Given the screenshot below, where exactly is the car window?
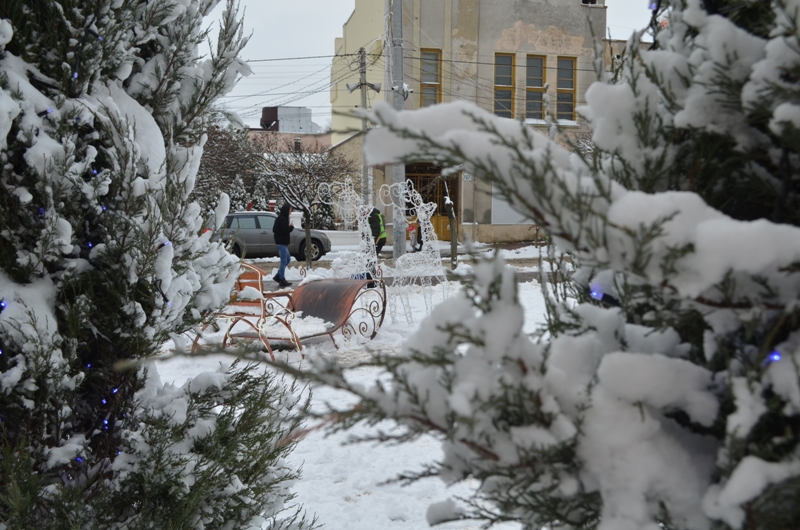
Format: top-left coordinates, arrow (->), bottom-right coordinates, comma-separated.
229,216 -> 257,229
257,215 -> 275,230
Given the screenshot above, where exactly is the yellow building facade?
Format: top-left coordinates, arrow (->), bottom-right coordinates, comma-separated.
330,0 -> 608,243
330,0 -> 386,147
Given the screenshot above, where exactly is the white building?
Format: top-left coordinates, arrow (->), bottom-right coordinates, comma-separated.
260,106 -> 321,134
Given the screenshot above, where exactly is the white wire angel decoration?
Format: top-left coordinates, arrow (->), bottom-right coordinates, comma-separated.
318,178 -> 359,231
329,204 -> 381,280
320,179 -> 381,280
379,180 -> 447,323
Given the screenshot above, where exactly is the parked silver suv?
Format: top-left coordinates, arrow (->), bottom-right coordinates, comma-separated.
218,211 -> 331,261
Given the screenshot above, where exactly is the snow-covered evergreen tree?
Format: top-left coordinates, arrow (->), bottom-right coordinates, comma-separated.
227,174 -> 250,212
251,176 -> 277,212
290,1 -> 800,529
0,1 -> 311,527
307,201 -> 336,232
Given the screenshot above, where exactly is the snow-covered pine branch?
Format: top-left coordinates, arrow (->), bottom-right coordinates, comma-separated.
290,1 -> 800,529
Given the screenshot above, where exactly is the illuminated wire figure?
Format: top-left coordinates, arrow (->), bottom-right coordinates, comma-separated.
379,180 -> 447,323
329,205 -> 381,281
319,179 -> 381,280
319,178 -> 359,230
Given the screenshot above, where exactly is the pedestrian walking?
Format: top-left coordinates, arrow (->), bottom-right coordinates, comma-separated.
272,203 -> 294,287
369,208 -> 387,256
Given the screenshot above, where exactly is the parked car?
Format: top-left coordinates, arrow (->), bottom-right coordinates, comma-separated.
217,211 -> 331,261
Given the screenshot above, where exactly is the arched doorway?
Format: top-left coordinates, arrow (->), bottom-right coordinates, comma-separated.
405,163 -> 459,240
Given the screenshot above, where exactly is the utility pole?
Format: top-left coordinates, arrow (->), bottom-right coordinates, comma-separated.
390,0 -> 406,260
359,48 -> 369,204
346,49 -> 381,204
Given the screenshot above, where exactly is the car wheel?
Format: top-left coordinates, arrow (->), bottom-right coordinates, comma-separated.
298,239 -> 323,261
232,244 -> 242,258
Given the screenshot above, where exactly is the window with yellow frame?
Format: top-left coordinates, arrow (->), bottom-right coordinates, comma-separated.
494,54 -> 514,118
420,49 -> 441,108
556,57 -> 576,121
526,55 -> 546,120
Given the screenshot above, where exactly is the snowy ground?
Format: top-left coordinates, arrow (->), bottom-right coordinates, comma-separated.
157,244 -> 548,529
247,240 -> 556,278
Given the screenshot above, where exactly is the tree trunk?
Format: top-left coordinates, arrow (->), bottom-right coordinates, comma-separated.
304,209 -> 312,270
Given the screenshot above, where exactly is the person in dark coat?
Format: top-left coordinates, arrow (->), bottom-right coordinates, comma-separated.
369,208 -> 387,255
410,218 -> 423,252
272,203 -> 294,286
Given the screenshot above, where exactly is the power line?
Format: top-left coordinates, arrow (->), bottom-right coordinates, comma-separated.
243,57 -> 358,110
225,103 -> 363,109
401,67 -> 589,114
227,47 -> 600,101
225,43 -> 600,122
235,59 -> 358,116
236,47 -> 608,72
245,53 -> 356,63
403,53 -> 606,74
223,62 -> 333,103
220,91 -> 329,98
262,59 -> 360,110
239,50 -> 609,75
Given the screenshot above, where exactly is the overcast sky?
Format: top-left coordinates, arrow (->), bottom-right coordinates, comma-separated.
208,1 -> 653,129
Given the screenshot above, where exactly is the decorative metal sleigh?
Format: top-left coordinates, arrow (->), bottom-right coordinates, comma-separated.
193,263 -> 386,360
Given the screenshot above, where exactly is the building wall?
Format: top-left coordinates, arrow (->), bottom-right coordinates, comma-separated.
330,0 -> 386,145
260,106 -> 320,133
421,0 -> 606,243
277,107 -> 321,134
603,38 -> 651,70
403,1 -> 606,124
247,130 -> 331,152
329,132 -> 388,208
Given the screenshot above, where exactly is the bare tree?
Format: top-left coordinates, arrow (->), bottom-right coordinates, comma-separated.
191,122 -> 258,214
252,134 -> 358,269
